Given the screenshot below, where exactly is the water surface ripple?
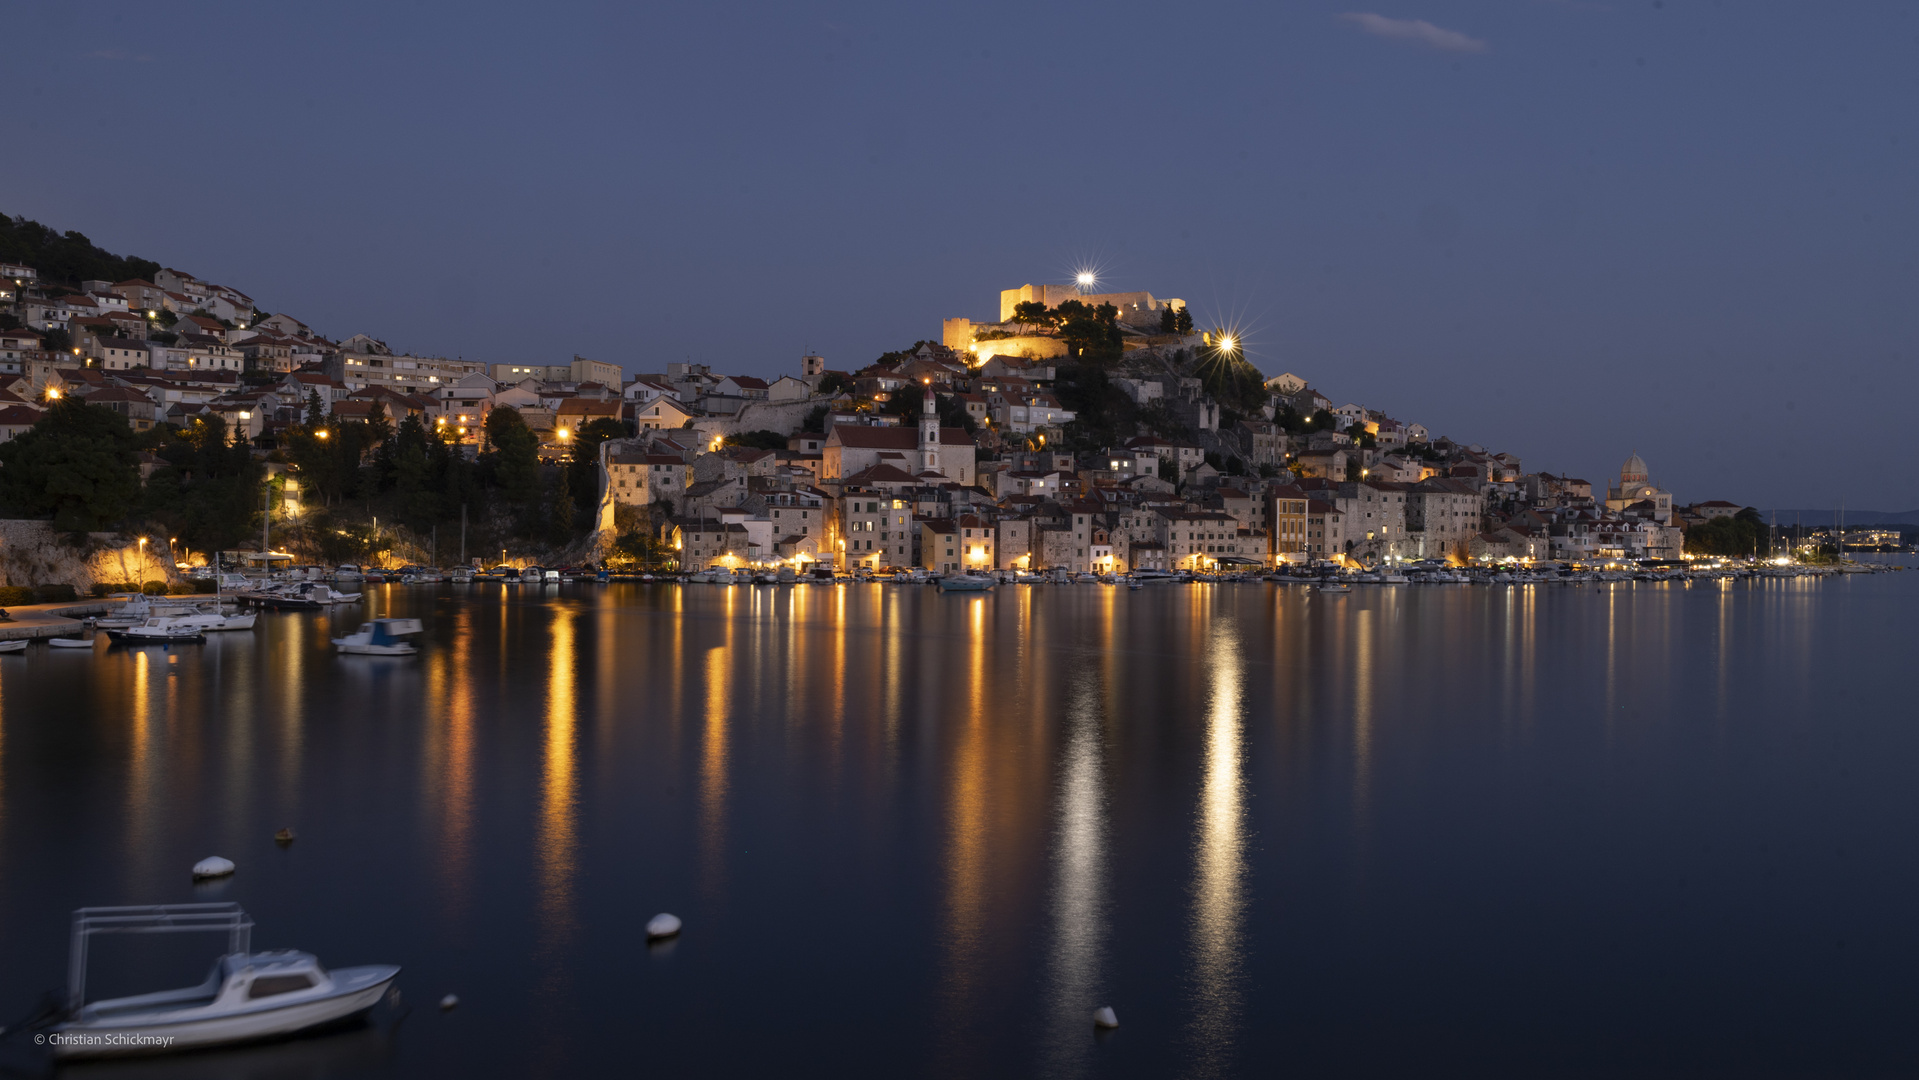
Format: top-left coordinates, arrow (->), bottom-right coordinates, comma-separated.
0,576 -> 1914,1078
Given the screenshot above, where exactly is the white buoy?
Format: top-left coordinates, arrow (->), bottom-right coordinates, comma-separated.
192,856 -> 235,878
646,913 -> 682,939
1093,1006 -> 1119,1029
439,994 -> 459,1010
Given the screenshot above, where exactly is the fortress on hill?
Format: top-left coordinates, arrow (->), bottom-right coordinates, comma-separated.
942,282 -> 1186,360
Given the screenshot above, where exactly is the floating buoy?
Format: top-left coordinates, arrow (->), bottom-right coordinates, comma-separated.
1093,1006 -> 1119,1029
274,828 -> 295,844
646,913 -> 682,939
439,994 -> 459,1010
192,856 -> 235,878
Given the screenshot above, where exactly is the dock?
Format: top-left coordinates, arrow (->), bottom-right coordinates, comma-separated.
0,601 -> 119,640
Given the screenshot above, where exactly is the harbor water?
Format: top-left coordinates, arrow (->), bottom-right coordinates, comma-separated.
1,574 -> 1915,1077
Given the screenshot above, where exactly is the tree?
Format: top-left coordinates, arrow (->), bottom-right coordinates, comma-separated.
565,417 -> 627,518
1685,511 -> 1769,557
483,406 -> 541,505
817,371 -> 851,396
724,429 -> 790,451
0,399 -> 142,530
801,405 -> 830,434
142,414 -> 266,551
1174,306 -> 1194,334
1011,301 -> 1054,326
874,340 -> 942,367
1159,306 -> 1177,333
0,213 -> 161,287
304,390 -> 325,428
1055,300 -> 1123,362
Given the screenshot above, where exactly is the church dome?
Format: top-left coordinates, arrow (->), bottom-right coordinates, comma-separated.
1620,452 -> 1648,484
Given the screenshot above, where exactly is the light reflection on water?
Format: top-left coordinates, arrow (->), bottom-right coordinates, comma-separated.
0,576 -> 1913,1077
1186,617 -> 1246,1077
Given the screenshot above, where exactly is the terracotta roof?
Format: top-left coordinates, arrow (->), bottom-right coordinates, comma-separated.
830,426 -> 973,449
842,463 -> 918,485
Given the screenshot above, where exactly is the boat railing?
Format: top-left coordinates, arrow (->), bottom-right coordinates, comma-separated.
69,903 -> 254,1013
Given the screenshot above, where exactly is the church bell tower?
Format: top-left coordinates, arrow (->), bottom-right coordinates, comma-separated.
920,383 -> 940,477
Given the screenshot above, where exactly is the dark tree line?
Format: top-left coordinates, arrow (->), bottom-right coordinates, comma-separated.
0,399 -> 631,566
0,213 -> 161,288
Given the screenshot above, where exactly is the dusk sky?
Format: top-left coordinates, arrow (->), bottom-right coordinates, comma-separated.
7,1 -> 1915,510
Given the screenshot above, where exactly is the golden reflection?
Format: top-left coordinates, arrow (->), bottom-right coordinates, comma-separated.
699,642 -> 730,898
1044,671 -> 1108,1077
440,611 -> 477,920
1353,606 -> 1374,821
124,650 -> 159,870
536,608 -> 579,971
1188,619 -> 1246,1072
936,588 -> 992,1068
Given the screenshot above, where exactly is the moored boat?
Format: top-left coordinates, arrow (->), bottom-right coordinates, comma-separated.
45,903 -> 399,1060
936,574 -> 994,592
105,621 -> 206,644
332,618 -> 424,656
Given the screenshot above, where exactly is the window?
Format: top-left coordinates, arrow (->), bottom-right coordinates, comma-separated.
249,974 -> 315,999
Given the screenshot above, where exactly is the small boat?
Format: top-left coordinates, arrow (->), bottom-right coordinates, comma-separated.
47,903 -> 399,1060
48,637 -> 94,649
151,606 -> 257,633
330,564 -> 365,582
0,639 -> 26,653
449,567 -> 475,584
936,574 -> 994,592
332,618 -> 424,656
106,621 -> 206,644
1315,581 -> 1352,593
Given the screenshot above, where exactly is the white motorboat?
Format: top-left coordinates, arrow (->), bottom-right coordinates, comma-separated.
332,618 -> 423,656
105,621 -> 206,644
1315,581 -> 1352,593
936,574 -> 994,592
1130,570 -> 1180,585
0,639 -> 25,654
46,904 -> 398,1060
48,637 -> 95,649
152,605 -> 257,633
330,564 -> 365,582
449,567 -> 475,583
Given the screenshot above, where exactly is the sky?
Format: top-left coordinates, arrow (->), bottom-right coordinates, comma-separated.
6,1 -> 1916,510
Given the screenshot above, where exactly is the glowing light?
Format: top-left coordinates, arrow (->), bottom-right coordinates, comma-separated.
556,427 -> 570,439
1219,335 -> 1237,353
316,429 -> 329,440
1075,271 -> 1096,290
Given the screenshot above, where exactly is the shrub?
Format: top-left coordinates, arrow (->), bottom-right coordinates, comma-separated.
91,582 -> 143,597
142,581 -> 170,596
0,587 -> 33,606
33,584 -> 77,603
192,579 -> 217,594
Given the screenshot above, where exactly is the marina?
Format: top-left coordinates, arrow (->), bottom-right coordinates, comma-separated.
1,571 -> 1915,1075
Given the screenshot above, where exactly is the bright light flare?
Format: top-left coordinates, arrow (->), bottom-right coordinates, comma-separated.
1075,271 -> 1097,289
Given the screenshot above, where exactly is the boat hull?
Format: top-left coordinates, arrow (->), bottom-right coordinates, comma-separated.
105,630 -> 205,644
52,970 -> 397,1059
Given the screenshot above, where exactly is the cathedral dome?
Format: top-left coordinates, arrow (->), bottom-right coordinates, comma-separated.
1620,452 -> 1648,484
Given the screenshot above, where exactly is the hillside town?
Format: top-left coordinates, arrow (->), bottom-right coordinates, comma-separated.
0,254 -> 1772,574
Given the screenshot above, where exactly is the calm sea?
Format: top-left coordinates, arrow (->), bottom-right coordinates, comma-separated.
1,574 -> 1915,1078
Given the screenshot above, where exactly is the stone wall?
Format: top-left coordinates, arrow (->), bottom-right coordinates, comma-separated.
0,520 -> 174,590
